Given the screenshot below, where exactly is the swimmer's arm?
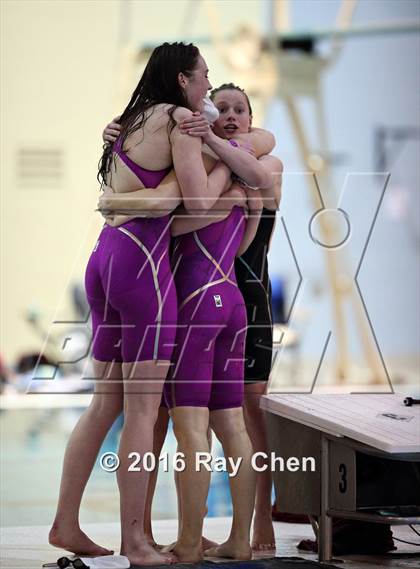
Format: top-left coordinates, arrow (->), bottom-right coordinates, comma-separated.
236,155 -> 281,256
104,212 -> 138,226
234,128 -> 276,157
99,152 -> 221,226
171,109 -> 230,212
258,155 -> 283,210
100,197 -> 175,227
203,130 -> 272,190
180,117 -> 275,158
170,186 -> 247,237
98,171 -> 182,219
258,155 -> 283,252
236,189 -> 263,256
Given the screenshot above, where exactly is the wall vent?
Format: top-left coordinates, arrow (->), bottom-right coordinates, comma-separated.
17,147 -> 64,188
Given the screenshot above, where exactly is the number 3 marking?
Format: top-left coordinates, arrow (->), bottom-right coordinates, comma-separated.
339,463 -> 347,493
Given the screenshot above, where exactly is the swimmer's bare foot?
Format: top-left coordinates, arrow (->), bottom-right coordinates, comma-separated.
152,542 -> 166,550
144,533 -> 165,550
172,541 -> 203,564
204,539 -> 252,560
163,537 -> 217,554
49,525 -> 113,556
121,542 -> 177,566
251,515 -> 276,552
160,541 -> 177,554
202,536 -> 218,551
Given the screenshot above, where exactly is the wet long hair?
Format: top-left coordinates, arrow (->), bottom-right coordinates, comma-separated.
210,82 -> 253,116
98,42 -> 200,186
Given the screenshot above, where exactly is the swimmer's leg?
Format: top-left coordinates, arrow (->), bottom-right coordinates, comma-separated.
118,359 -> 176,566
175,425 -> 218,551
244,381 -> 276,552
160,424 -> 218,555
104,224 -> 178,565
49,277 -> 125,557
49,355 -> 123,556
207,406 -> 255,561
170,405 -> 211,563
164,320 -> 216,563
206,309 -> 255,560
143,405 -> 170,548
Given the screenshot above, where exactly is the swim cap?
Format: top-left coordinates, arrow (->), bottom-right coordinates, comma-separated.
202,96 -> 219,123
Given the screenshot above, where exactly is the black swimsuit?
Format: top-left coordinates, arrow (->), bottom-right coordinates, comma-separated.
235,207 -> 276,382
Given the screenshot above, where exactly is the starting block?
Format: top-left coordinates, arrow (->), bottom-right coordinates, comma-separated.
261,393 -> 420,562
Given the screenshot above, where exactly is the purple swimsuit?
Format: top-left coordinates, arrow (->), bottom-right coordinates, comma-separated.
165,206 -> 248,410
85,139 -> 177,363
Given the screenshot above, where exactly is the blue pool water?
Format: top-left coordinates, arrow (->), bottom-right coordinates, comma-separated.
1,407 -> 233,527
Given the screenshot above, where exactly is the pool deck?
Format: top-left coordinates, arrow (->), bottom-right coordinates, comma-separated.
1,518 -> 419,569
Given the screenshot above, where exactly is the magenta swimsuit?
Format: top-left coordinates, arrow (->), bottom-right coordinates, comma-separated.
165,206 -> 247,410
85,139 -> 177,363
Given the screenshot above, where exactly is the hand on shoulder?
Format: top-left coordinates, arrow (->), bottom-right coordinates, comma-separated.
172,106 -> 195,124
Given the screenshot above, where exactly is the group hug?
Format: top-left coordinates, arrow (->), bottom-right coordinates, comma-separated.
49,42 -> 283,567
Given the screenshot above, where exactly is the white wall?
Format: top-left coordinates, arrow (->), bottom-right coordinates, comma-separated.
1,0 -> 419,376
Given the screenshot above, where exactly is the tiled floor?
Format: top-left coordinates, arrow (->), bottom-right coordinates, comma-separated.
1,518 -> 419,569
